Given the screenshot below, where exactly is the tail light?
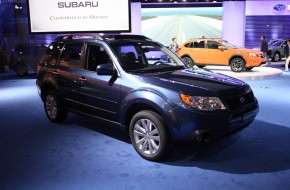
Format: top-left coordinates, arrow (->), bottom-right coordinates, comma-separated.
36,66 -> 41,74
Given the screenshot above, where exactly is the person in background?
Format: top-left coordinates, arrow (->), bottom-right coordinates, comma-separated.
260,36 -> 271,65
284,40 -> 290,72
169,37 -> 179,54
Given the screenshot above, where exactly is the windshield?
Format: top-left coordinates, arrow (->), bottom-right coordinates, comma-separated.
108,40 -> 185,73
219,40 -> 240,49
269,40 -> 284,46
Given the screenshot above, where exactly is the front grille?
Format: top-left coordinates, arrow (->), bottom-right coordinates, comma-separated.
224,90 -> 255,111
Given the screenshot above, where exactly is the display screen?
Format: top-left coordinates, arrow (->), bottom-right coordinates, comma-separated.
141,3 -> 223,46
27,0 -> 131,33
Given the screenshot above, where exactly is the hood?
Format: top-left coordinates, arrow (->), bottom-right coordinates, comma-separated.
238,48 -> 263,54
138,68 -> 249,96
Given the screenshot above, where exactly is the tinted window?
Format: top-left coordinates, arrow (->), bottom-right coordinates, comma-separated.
86,45 -> 112,71
184,42 -> 193,48
40,42 -> 63,66
270,40 -> 284,47
60,44 -> 83,68
207,41 -> 221,49
193,41 -> 205,48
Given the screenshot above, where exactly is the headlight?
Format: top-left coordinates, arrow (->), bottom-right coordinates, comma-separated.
180,94 -> 226,111
249,53 -> 258,58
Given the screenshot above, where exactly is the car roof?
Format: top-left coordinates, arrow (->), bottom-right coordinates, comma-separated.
54,34 -> 151,42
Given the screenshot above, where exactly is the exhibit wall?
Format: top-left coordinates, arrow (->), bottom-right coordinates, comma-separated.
222,1 -> 246,47
245,0 -> 290,48
1,1 -> 290,51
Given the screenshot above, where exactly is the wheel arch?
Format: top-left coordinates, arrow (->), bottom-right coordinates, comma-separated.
228,55 -> 246,66
119,90 -> 176,138
180,54 -> 194,60
39,77 -> 60,101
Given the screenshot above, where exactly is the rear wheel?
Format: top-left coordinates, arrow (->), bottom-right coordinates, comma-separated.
44,90 -> 68,123
182,56 -> 195,68
15,62 -> 28,76
272,52 -> 280,62
230,57 -> 245,72
129,110 -> 170,161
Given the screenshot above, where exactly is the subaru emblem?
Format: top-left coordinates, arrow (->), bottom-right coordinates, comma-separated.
273,4 -> 286,12
240,97 -> 245,103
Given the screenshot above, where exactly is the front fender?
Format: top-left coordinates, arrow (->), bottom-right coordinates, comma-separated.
38,74 -> 60,100
119,89 -> 179,138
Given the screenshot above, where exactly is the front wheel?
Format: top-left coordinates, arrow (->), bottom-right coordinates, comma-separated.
129,110 -> 170,161
182,56 -> 195,68
230,58 -> 245,72
44,90 -> 68,123
272,52 -> 280,62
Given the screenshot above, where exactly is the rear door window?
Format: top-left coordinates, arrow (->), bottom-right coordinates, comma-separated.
193,41 -> 205,48
60,44 -> 83,69
40,42 -> 64,66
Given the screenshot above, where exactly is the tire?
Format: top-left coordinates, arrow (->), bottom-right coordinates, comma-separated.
197,65 -> 205,68
129,110 -> 170,161
16,62 -> 28,76
245,67 -> 253,71
272,52 -> 280,62
44,90 -> 68,123
182,56 -> 195,68
230,57 -> 245,72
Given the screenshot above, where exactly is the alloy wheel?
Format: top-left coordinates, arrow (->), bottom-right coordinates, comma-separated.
133,118 -> 160,155
45,95 -> 58,120
182,57 -> 194,67
274,53 -> 280,62
231,58 -> 245,72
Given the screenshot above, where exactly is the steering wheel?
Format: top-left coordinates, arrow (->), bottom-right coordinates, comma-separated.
152,61 -> 163,65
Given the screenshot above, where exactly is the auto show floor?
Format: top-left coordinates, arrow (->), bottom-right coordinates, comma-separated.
0,63 -> 290,190
206,62 -> 284,81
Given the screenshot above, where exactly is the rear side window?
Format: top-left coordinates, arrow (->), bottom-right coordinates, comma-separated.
184,42 -> 193,48
193,41 -> 205,48
40,42 -> 63,66
60,44 -> 83,69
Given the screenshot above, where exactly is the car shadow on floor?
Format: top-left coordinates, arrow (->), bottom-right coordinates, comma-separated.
66,113 -> 290,174
165,119 -> 290,174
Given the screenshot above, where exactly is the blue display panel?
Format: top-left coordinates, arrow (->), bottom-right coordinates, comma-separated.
245,15 -> 290,49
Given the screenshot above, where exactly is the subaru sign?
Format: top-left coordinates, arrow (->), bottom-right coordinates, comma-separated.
273,4 -> 286,12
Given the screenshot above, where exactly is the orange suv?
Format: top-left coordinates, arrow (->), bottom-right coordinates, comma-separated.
177,39 -> 266,72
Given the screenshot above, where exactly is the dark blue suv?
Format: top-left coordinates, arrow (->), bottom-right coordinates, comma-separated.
36,34 -> 259,161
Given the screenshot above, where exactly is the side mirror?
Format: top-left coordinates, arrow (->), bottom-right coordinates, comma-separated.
96,63 -> 114,75
218,46 -> 227,50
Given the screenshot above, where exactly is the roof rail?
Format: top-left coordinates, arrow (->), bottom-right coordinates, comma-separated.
54,34 -> 152,41
192,37 -> 221,40
55,34 -> 103,40
102,34 -> 151,41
